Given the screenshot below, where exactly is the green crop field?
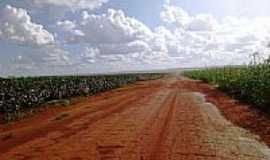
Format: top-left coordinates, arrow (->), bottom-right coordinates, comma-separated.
184,62 -> 270,114
0,73 -> 164,122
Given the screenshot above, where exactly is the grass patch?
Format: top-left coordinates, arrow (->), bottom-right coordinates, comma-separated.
184,64 -> 270,114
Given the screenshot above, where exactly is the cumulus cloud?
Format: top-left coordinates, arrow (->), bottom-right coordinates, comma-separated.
188,14 -> 218,31
0,5 -> 54,45
56,20 -> 84,43
96,40 -> 151,55
1,1 -> 270,76
159,4 -> 270,67
65,5 -> 270,69
0,5 -> 72,76
80,47 -> 100,63
161,4 -> 218,31
57,9 -> 153,44
28,0 -> 108,10
54,8 -> 165,68
38,46 -> 71,66
1,0 -> 110,25
160,5 -> 190,27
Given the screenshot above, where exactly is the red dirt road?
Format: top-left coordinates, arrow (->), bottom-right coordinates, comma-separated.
1,75 -> 270,160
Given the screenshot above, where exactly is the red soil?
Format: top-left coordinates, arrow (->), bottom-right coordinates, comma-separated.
178,78 -> 270,147
0,76 -> 270,160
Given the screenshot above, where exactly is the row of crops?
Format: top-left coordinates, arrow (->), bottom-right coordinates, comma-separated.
184,64 -> 270,114
0,73 -> 164,121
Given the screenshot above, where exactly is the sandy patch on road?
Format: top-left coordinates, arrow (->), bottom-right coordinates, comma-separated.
190,92 -> 270,159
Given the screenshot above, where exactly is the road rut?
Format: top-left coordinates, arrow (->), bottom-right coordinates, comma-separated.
0,76 -> 270,160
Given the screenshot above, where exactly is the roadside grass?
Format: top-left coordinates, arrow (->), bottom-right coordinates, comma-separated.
184,62 -> 270,114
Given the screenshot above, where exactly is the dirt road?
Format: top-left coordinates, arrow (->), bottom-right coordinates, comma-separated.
1,75 -> 270,160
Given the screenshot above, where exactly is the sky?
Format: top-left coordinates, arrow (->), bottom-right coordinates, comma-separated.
0,0 -> 270,76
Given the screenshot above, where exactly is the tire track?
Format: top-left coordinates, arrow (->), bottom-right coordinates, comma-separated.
149,91 -> 177,160
0,80 -> 174,160
0,83 -> 161,155
134,87 -> 177,160
1,76 -> 270,160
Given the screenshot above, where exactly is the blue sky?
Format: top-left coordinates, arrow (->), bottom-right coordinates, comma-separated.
102,0 -> 270,27
175,0 -> 270,18
103,0 -> 164,28
0,0 -> 270,76
1,0 -> 270,26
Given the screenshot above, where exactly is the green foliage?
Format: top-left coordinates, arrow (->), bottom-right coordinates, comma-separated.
0,73 -> 164,121
184,64 -> 270,113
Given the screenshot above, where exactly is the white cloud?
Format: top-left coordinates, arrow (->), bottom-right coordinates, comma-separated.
159,4 -> 270,67
160,5 -> 190,27
56,20 -> 84,43
53,8 -> 172,70
161,5 -> 218,31
80,47 -> 100,63
55,8 -> 163,67
97,40 -> 151,55
57,9 -> 153,44
28,0 -> 108,10
0,5 -> 54,46
188,14 -> 218,31
1,0 -> 110,25
41,11 -> 270,70
164,0 -> 171,5
39,46 -> 71,66
0,5 -> 71,76
2,1 -> 270,76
